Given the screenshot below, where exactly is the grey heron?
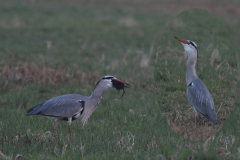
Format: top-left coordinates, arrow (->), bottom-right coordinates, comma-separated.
26,75 -> 130,134
174,36 -> 217,125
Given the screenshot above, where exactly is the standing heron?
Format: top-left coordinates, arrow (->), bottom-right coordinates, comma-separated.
26,75 -> 130,134
174,36 -> 217,125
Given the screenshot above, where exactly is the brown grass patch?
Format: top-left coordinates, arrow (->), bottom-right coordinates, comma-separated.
166,117 -> 223,141
0,62 -> 102,85
163,93 -> 234,141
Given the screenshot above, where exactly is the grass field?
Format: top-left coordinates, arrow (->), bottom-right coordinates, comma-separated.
0,0 -> 240,159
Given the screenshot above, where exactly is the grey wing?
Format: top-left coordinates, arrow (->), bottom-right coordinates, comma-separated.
187,78 -> 217,124
27,94 -> 86,118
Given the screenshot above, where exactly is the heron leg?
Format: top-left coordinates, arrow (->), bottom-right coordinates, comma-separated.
53,120 -> 61,132
68,117 -> 72,135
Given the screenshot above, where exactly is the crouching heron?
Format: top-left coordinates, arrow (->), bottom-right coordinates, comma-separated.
26,75 -> 130,134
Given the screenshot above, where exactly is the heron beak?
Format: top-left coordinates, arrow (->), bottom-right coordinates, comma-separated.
174,36 -> 189,44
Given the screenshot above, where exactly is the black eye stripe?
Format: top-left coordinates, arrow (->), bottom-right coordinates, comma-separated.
93,76 -> 114,90
189,41 -> 197,49
102,76 -> 114,80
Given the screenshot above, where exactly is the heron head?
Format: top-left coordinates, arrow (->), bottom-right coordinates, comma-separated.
101,75 -> 130,89
97,75 -> 130,89
93,75 -> 130,98
174,36 -> 198,56
101,75 -> 116,88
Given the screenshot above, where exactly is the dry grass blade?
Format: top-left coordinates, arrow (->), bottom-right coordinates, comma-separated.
209,46 -> 221,65
14,154 -> 23,159
116,131 -> 135,152
0,151 -> 11,160
237,55 -> 240,80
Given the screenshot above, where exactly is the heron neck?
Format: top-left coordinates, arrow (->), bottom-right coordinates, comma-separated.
186,56 -> 198,85
89,84 -> 109,101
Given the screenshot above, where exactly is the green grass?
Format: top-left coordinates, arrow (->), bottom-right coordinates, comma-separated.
0,1 -> 240,159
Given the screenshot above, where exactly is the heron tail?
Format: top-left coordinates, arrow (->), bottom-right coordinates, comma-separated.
26,103 -> 44,116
